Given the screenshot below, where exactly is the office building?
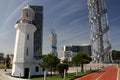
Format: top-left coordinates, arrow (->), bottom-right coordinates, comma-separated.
61,44 -> 92,62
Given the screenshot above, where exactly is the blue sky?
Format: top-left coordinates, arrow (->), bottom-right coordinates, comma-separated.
0,0 -> 120,57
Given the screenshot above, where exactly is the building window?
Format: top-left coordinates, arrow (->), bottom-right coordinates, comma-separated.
26,48 -> 28,55
27,34 -> 29,40
35,66 -> 39,72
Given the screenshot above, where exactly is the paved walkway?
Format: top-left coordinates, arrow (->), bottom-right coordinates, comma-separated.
75,65 -> 118,80
0,69 -> 29,80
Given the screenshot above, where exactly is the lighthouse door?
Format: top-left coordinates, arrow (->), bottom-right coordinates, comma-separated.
24,68 -> 29,78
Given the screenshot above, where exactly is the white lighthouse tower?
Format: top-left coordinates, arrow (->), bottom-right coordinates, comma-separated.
12,5 -> 43,78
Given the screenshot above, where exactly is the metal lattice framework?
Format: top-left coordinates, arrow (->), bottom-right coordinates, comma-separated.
88,0 -> 111,63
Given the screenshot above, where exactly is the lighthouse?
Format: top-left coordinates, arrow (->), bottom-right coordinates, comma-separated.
12,5 -> 43,78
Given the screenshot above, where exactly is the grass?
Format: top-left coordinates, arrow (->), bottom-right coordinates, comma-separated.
0,63 -> 12,69
0,63 -> 6,69
31,71 -> 91,80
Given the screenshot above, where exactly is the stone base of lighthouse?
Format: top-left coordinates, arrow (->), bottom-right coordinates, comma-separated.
12,60 -> 43,78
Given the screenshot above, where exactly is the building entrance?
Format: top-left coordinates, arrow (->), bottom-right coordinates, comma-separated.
24,68 -> 29,78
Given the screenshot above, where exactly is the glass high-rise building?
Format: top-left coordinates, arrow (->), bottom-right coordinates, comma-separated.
30,6 -> 43,59
63,45 -> 92,56
61,45 -> 92,62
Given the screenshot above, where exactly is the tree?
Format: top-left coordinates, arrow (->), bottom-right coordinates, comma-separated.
72,52 -> 92,72
57,63 -> 68,78
5,54 -> 10,71
111,50 -> 120,63
40,54 -> 60,76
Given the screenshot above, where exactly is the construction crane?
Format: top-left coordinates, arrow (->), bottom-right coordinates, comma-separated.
88,0 -> 111,63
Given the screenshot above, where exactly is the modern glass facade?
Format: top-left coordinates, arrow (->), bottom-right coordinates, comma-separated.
30,6 -> 43,59
62,45 -> 92,62
63,45 -> 92,56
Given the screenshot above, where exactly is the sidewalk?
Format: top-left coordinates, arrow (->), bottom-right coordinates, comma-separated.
0,69 -> 29,80
2,74 -> 30,80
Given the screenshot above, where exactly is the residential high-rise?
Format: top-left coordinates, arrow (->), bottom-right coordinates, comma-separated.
30,6 -> 43,59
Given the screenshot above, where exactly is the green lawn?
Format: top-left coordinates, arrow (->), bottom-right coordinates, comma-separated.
31,71 -> 91,80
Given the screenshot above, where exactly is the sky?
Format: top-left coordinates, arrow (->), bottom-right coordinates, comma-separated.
0,0 -> 120,57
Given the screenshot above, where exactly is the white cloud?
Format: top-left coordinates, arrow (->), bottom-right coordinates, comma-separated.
0,1 -> 27,54
2,0 -> 27,29
59,2 -> 86,20
45,0 -> 72,16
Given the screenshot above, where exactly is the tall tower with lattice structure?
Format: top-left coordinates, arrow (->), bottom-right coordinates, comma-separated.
50,28 -> 57,56
88,0 -> 111,63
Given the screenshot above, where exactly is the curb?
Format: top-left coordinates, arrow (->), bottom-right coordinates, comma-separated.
117,68 -> 120,80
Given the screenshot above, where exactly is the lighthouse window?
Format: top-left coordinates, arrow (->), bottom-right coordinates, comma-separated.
26,48 -> 28,55
27,34 -> 29,40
